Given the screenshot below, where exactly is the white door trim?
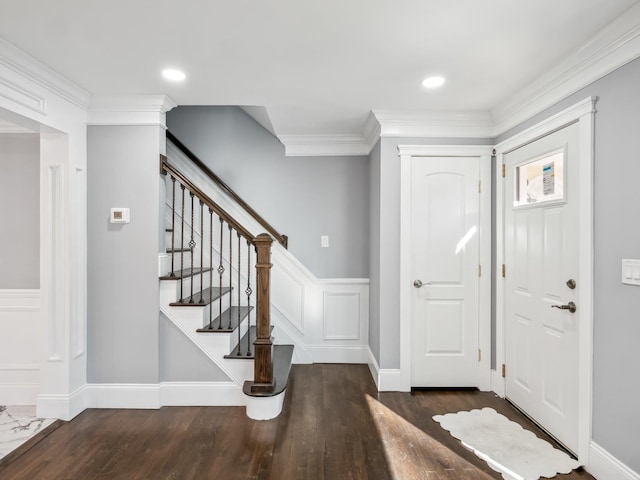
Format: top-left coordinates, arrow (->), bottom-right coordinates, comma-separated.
398,145 -> 493,392
494,96 -> 596,465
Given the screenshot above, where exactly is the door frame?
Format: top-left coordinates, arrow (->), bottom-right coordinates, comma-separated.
494,97 -> 595,464
398,145 -> 493,392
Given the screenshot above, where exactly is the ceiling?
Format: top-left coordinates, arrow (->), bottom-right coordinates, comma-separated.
0,0 -> 638,140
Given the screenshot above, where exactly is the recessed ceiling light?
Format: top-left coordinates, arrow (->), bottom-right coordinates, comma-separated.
422,76 -> 445,88
162,69 -> 186,82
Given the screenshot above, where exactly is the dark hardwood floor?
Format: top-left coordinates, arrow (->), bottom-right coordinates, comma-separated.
0,364 -> 596,480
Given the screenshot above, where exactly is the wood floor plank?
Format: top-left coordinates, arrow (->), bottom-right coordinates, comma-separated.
0,364 -> 596,480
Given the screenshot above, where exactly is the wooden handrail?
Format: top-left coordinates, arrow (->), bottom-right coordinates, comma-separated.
166,130 -> 288,249
162,159 -> 254,243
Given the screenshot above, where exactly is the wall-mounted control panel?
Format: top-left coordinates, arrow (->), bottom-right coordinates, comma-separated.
110,207 -> 130,224
621,259 -> 640,286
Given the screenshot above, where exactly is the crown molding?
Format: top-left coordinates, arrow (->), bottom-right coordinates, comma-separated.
397,144 -> 494,158
373,109 -> 495,139
491,2 -> 640,136
88,94 -> 177,128
363,111 -> 382,150
278,134 -> 370,156
0,36 -> 90,110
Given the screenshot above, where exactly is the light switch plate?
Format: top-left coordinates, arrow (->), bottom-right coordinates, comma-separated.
321,235 -> 329,248
621,259 -> 640,286
110,208 -> 130,224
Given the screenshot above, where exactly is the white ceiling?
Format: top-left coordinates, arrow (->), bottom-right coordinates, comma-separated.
0,0 -> 638,139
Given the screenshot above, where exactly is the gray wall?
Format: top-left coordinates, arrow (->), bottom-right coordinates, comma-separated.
373,136 -> 494,369
496,57 -> 640,473
87,126 -> 161,383
160,314 -> 229,382
167,106 -> 369,279
0,134 -> 39,289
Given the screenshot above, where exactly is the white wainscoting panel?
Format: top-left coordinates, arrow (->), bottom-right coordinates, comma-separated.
272,262 -> 305,334
323,291 -> 360,340
0,290 -> 42,405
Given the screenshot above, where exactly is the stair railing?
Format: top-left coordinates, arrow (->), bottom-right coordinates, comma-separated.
161,155 -> 276,394
167,130 -> 288,249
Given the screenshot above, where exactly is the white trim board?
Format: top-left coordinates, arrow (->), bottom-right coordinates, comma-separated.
367,348 -> 404,392
589,442 -> 640,480
397,145 -> 493,393
37,382 -> 250,418
494,97 -> 595,466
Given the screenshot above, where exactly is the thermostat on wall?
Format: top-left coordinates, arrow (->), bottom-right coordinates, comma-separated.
110,208 -> 130,224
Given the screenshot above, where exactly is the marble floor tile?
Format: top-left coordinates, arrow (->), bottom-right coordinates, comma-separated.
0,406 -> 55,460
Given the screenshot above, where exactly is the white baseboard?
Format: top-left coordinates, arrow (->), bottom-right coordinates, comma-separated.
367,348 -> 406,392
589,442 -> 640,480
37,385 -> 87,421
160,382 -> 245,406
85,384 -> 161,409
0,383 -> 39,405
491,368 -> 505,397
0,364 -> 40,405
38,382 -> 255,414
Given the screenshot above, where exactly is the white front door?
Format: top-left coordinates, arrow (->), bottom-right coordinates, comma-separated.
504,123 -> 580,453
411,157 -> 480,387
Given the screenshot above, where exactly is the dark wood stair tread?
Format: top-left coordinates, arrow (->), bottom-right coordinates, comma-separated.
160,267 -> 212,280
170,286 -> 231,306
224,326 -> 274,359
166,247 -> 191,253
197,306 -> 253,333
243,344 -> 294,398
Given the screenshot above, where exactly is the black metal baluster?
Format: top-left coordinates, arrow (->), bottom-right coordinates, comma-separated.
237,233 -> 241,356
246,239 -> 252,356
179,184 -> 186,302
208,208 -> 214,330
218,218 -> 225,329
228,224 -> 233,329
199,200 -> 204,303
169,177 -> 176,277
189,192 -> 195,303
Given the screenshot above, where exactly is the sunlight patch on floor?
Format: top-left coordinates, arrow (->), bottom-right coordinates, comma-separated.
365,395 -> 494,480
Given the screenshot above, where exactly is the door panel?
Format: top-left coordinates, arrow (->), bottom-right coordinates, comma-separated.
504,123 -> 580,454
411,157 -> 480,387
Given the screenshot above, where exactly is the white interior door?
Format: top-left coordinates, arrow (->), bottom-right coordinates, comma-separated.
504,123 -> 580,454
411,157 -> 480,387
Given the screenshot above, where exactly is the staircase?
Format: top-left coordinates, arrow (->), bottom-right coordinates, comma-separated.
158,140 -> 293,420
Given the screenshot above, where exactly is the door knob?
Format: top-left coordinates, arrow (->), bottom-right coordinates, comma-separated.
566,279 -> 576,289
551,301 -> 577,313
413,279 -> 431,288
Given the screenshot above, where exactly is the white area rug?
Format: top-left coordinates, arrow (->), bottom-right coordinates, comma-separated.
433,407 -> 580,480
0,406 -> 55,460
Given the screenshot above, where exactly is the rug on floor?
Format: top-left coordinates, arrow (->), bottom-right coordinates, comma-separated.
433,407 -> 580,480
0,406 -> 55,461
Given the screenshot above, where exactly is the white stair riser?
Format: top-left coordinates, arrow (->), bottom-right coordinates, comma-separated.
159,273 -> 220,304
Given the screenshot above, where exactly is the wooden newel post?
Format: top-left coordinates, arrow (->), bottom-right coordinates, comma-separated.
251,233 -> 275,393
